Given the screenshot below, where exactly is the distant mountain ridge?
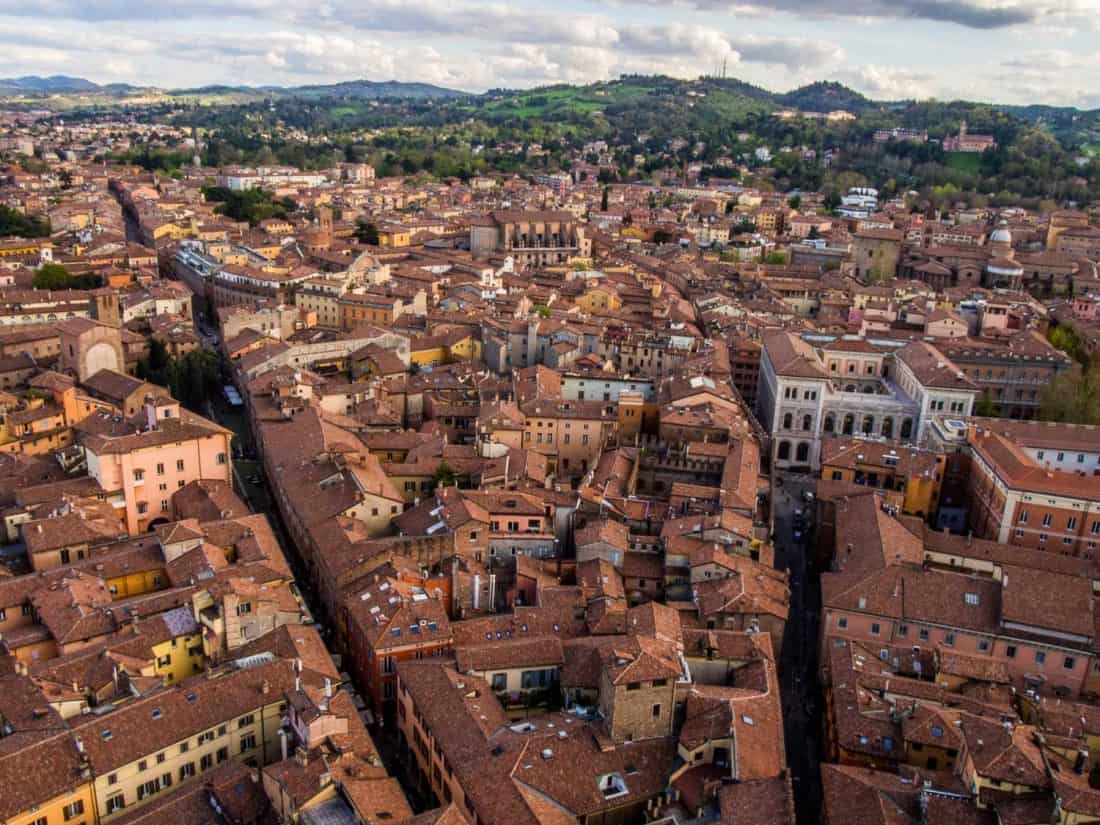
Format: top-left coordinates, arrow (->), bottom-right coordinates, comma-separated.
0,75 -> 106,93
0,75 -> 468,100
776,81 -> 874,113
0,73 -> 1093,117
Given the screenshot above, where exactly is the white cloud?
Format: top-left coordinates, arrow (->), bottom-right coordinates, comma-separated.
831,64 -> 939,99
633,0 -> 1099,29
0,0 -> 1092,105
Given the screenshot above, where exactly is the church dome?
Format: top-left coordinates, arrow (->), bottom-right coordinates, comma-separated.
989,220 -> 1012,245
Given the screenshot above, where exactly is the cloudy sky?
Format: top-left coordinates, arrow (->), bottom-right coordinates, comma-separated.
1,0 -> 1097,107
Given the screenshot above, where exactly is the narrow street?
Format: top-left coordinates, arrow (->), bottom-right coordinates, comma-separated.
119,196 -> 142,243
772,472 -> 823,825
203,380 -> 325,632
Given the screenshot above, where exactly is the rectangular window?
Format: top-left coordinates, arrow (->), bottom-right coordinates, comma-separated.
1035,651 -> 1046,665
870,623 -> 880,635
177,459 -> 185,471
63,800 -> 85,821
240,734 -> 257,752
1065,656 -> 1076,670
897,624 -> 908,637
652,703 -> 661,718
1042,513 -> 1052,527
106,795 -> 125,814
156,463 -> 165,475
179,762 -> 195,780
1005,645 -> 1017,658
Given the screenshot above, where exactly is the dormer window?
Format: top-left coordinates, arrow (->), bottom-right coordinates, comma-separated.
598,773 -> 628,799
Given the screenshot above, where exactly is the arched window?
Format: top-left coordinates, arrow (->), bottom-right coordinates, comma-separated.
802,414 -> 813,431
900,418 -> 913,439
881,417 -> 894,439
862,415 -> 875,435
777,441 -> 791,461
843,414 -> 855,435
782,413 -> 793,430
824,414 -> 835,433
796,442 -> 810,463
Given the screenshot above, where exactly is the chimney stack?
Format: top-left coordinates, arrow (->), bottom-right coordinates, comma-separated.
144,397 -> 157,432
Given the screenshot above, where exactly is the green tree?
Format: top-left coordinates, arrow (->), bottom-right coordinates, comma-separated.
174,349 -> 221,412
147,338 -> 170,375
974,391 -> 998,417
433,460 -> 457,489
33,263 -> 72,290
356,220 -> 380,245
787,194 -> 802,210
139,347 -> 220,413
201,185 -> 293,226
0,205 -> 50,238
1039,359 -> 1100,425
600,187 -> 609,212
1048,323 -> 1088,365
764,250 -> 788,265
33,263 -> 100,291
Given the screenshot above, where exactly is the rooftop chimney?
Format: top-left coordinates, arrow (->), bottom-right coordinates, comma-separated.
144,398 -> 157,432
